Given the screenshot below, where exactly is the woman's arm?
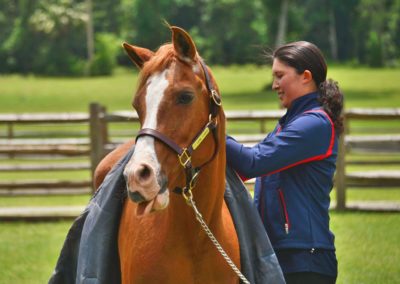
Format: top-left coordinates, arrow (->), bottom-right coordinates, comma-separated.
226,112 -> 335,179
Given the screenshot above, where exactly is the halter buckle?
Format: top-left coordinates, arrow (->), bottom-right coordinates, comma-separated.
189,170 -> 200,190
178,149 -> 191,167
182,187 -> 194,204
211,89 -> 222,106
208,114 -> 218,127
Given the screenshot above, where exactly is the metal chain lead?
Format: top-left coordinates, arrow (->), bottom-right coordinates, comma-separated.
186,196 -> 251,284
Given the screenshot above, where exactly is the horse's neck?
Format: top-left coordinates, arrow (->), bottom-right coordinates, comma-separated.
195,150 -> 226,222
170,124 -> 227,235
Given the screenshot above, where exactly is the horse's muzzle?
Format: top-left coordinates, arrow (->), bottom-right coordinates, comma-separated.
123,161 -> 170,216
128,190 -> 146,203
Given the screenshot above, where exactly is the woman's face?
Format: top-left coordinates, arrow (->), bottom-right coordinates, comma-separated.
271,58 -> 305,109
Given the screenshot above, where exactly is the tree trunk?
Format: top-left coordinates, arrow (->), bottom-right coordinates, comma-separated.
328,5 -> 338,60
275,0 -> 289,47
85,0 -> 94,76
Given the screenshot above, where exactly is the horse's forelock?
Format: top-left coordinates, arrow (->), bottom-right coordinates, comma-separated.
138,44 -> 202,86
138,44 -> 175,85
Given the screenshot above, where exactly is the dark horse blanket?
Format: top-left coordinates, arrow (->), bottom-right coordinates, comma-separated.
49,147 -> 285,284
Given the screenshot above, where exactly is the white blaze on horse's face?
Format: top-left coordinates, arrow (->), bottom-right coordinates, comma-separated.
124,69 -> 170,216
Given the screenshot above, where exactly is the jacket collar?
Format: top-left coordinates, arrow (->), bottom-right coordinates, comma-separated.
279,92 -> 321,125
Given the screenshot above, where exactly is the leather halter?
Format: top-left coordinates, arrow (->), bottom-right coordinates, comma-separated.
135,59 -> 222,198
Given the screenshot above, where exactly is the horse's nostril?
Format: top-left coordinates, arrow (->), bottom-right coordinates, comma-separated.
139,165 -> 151,180
134,164 -> 154,184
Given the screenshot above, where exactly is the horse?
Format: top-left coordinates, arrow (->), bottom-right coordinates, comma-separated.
94,26 -> 241,283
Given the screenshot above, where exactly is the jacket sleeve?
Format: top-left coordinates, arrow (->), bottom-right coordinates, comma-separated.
226,112 -> 335,179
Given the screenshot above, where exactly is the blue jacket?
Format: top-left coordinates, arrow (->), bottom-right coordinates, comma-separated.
226,92 -> 337,251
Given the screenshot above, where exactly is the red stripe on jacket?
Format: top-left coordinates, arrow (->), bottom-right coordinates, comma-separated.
263,109 -> 335,177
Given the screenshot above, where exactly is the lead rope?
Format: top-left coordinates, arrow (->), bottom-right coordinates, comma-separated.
183,191 -> 251,284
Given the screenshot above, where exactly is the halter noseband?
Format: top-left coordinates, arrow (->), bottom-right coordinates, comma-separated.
135,60 -> 222,200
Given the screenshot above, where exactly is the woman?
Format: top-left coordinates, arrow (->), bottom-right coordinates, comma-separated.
226,41 -> 343,284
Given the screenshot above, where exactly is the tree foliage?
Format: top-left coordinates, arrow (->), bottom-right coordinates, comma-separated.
0,0 -> 399,76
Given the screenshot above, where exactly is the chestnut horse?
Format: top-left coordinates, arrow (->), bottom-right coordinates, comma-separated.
94,26 -> 241,283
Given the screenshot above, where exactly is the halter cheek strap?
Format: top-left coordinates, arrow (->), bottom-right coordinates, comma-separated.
135,59 -> 222,200
199,60 -> 222,118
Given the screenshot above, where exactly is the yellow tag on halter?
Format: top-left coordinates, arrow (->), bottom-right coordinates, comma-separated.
192,127 -> 210,150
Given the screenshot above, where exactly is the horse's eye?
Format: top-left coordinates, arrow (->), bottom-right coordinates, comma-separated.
176,91 -> 194,105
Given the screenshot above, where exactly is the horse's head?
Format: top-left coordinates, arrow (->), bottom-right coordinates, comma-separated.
123,26 -> 223,216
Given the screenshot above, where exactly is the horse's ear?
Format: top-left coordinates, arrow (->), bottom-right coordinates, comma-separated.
171,26 -> 197,63
122,43 -> 154,69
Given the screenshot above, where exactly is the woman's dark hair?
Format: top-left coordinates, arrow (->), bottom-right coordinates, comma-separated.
272,41 -> 344,134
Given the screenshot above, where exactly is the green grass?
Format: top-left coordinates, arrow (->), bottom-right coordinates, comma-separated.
0,195 -> 91,207
0,66 -> 399,113
0,170 -> 91,180
0,222 -> 72,284
0,69 -> 139,113
0,65 -> 399,283
344,188 -> 400,201
0,212 -> 398,284
331,212 -> 400,284
329,171 -> 400,201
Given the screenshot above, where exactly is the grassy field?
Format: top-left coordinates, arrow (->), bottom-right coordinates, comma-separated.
0,212 -> 399,284
0,65 -> 400,283
0,65 -> 400,113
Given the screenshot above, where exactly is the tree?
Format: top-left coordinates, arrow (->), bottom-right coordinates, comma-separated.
198,0 -> 268,64
28,0 -> 87,75
1,0 -> 400,74
355,0 -> 400,66
333,0 -> 359,61
93,0 -> 123,34
327,0 -> 338,60
275,0 -> 289,47
128,0 -> 175,50
1,0 -> 39,73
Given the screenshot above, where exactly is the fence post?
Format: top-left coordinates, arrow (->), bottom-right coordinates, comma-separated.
7,122 -> 14,159
7,122 -> 13,139
89,103 -> 107,192
260,119 -> 266,133
100,104 -> 109,144
335,117 -> 347,211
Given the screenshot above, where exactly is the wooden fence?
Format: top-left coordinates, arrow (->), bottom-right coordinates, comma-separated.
1,103 -> 399,211
335,109 -> 400,211
0,113 -> 92,196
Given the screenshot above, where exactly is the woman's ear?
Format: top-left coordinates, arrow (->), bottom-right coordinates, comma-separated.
303,70 -> 313,84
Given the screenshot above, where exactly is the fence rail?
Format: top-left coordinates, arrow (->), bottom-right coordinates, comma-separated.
0,162 -> 90,172
0,180 -> 91,196
0,105 -> 399,211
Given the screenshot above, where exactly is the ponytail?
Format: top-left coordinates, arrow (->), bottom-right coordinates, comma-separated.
318,79 -> 344,135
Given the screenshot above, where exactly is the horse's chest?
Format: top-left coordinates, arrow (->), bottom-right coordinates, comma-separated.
118,200 -> 239,283
119,246 -> 238,284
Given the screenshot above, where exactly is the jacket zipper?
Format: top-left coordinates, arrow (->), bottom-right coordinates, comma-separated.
277,189 -> 290,234
259,177 -> 266,223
